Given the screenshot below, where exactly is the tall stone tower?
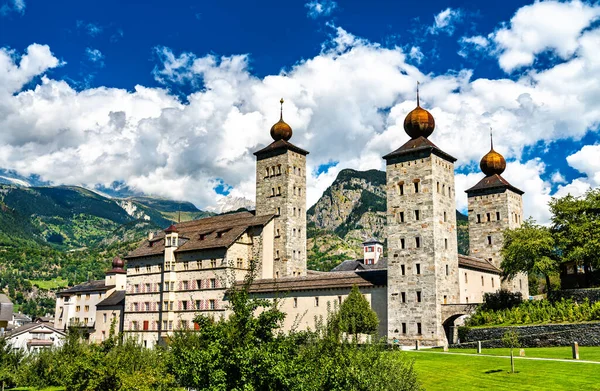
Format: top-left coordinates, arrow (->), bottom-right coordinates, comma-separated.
465,133 -> 528,297
383,87 -> 460,346
254,99 -> 309,278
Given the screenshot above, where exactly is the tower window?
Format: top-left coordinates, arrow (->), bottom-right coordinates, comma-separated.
437,182 -> 440,193
415,237 -> 421,248
417,323 -> 422,335
402,323 -> 407,334
414,182 -> 420,193
293,298 -> 298,308
443,211 -> 447,222
477,214 -> 481,223
399,183 -> 404,195
277,186 -> 281,196
298,188 -> 302,196
293,186 -> 296,195
414,210 -> 420,221
496,211 -> 501,221
481,276 -> 484,286
443,295 -> 448,304
399,211 -> 405,223
315,297 -> 319,307
416,291 -> 422,302
487,213 -> 491,222
293,207 -> 296,216
271,188 -> 275,197
401,292 -> 406,303
444,238 -> 448,249
401,264 -> 406,275
400,238 -> 405,249
442,184 -> 446,195
464,273 -> 468,283
277,207 -> 281,215
265,168 -> 269,178
416,263 -> 421,275
271,167 -> 275,176
445,264 -> 449,276
487,236 -> 492,245
277,165 -> 281,175
492,278 -> 495,288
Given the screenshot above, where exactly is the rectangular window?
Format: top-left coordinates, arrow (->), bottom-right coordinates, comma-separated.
163,320 -> 168,330
399,184 -> 404,195
417,323 -> 422,335
143,320 -> 149,331
169,301 -> 174,311
103,313 -> 107,323
477,214 -> 481,223
145,283 -> 151,292
134,284 -> 140,293
487,235 -> 492,245
163,301 -> 168,311
437,182 -> 440,193
182,301 -> 188,310
76,306 -> 80,312
144,302 -> 150,311
487,213 -> 491,222
169,321 -> 173,330
464,273 -> 468,283
444,211 -> 447,222
293,298 -> 298,308
444,238 -> 448,249
146,265 -> 151,273
184,262 -> 189,270
315,297 -> 319,307
209,300 -> 216,310
132,321 -> 138,330
414,182 -> 420,193
444,295 -> 448,304
414,210 -> 420,221
133,303 -> 139,311
496,211 -> 500,221
415,237 -> 421,248
399,211 -> 405,223
183,281 -> 189,290
401,265 -> 406,275
210,278 -> 217,289
492,278 -> 495,288
338,296 -> 342,305
416,263 -> 421,275
401,292 -> 406,303
84,305 -> 89,312
402,323 -> 407,334
445,264 -> 449,276
400,238 -> 405,249
237,259 -> 243,268
481,276 -> 485,286
195,300 -> 201,309
416,291 -> 422,302
211,259 -> 217,268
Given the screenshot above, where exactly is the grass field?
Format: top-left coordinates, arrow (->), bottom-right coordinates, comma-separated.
405,348 -> 600,391
433,346 -> 600,362
29,277 -> 68,290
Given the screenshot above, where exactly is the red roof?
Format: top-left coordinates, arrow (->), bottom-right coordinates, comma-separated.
164,224 -> 178,233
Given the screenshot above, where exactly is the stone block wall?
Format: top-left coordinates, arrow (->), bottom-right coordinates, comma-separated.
549,288 -> 600,304
255,149 -> 307,278
455,322 -> 600,348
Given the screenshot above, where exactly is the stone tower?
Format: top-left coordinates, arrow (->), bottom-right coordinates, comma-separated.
254,99 -> 309,278
465,133 -> 528,297
383,87 -> 460,346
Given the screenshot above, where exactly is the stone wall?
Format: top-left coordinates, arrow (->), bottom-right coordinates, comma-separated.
549,288 -> 600,304
455,322 -> 600,348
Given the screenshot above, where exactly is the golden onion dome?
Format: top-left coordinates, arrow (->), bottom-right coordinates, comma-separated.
404,84 -> 435,139
480,132 -> 506,176
270,98 -> 293,141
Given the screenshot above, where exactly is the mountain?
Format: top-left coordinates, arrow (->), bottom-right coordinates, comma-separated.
207,195 -> 255,214
306,169 -> 469,271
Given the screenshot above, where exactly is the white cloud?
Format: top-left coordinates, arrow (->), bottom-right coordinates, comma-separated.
1,16 -> 600,223
0,0 -> 25,16
305,0 -> 337,19
85,48 -> 104,66
76,20 -> 103,37
458,35 -> 490,57
428,8 -> 462,36
408,46 -> 424,64
489,0 -> 600,72
564,143 -> 600,189
551,171 -> 566,184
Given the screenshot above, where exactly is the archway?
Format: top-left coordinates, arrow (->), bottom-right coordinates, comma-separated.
443,314 -> 466,345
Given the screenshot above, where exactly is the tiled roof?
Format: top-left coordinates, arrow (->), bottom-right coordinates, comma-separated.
6,321 -> 65,339
97,290 -> 125,307
0,293 -> 11,304
383,136 -> 457,163
330,258 -> 388,272
465,174 -> 524,195
57,280 -> 113,296
242,270 -> 387,293
253,139 -> 309,159
125,211 -> 275,259
458,255 -> 502,274
362,238 -> 383,245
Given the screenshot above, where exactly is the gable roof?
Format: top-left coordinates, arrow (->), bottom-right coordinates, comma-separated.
125,211 -> 275,259
253,139 -> 309,160
243,270 -> 387,293
383,136 -> 457,163
6,321 -> 66,339
97,290 -> 125,307
458,255 -> 502,274
465,174 -> 524,196
330,258 -> 388,272
57,280 -> 113,296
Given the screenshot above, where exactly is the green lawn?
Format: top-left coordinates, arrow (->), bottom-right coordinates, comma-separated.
404,350 -> 600,391
433,346 -> 600,362
29,277 -> 68,290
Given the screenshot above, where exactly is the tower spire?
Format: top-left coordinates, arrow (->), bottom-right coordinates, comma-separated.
416,81 -> 420,107
280,98 -> 284,120
490,127 -> 494,150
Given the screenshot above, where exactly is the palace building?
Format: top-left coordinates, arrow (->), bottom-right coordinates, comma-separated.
55,92 -> 528,347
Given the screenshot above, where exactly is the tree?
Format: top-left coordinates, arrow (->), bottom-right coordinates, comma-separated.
501,219 -> 559,292
0,338 -> 23,391
502,330 -> 520,374
550,189 -> 600,277
338,284 -> 379,340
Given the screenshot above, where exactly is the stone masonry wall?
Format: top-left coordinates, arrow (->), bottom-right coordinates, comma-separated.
467,188 -> 528,297
549,288 -> 600,304
255,149 -> 307,278
386,151 -> 459,346
455,322 -> 600,348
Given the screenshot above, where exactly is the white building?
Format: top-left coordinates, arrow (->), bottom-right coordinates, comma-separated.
6,320 -> 65,352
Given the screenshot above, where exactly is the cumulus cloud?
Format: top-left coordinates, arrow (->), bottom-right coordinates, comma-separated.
305,0 -> 337,19
0,0 -> 25,16
428,8 -> 462,36
1,13 -> 600,223
488,0 -> 600,72
408,46 -> 424,64
458,35 -> 490,57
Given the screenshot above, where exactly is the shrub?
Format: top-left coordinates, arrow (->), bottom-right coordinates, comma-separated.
481,289 -> 523,311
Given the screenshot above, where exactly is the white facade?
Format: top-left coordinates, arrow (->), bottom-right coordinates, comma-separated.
7,321 -> 65,352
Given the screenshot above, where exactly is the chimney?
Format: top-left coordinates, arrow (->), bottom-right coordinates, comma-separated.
148,231 -> 155,240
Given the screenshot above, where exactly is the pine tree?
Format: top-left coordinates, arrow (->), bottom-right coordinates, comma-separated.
338,284 -> 379,340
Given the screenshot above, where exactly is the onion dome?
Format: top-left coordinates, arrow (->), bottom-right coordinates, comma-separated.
112,256 -> 125,270
480,131 -> 506,176
404,83 -> 435,139
164,224 -> 178,233
270,98 -> 293,141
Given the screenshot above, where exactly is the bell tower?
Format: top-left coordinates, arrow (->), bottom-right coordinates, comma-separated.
254,99 -> 309,278
466,131 -> 528,297
383,85 -> 460,346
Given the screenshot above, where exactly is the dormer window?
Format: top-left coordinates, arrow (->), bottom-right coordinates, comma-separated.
199,234 -> 206,240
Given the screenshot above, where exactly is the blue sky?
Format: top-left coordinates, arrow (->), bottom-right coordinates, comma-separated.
0,0 -> 599,222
